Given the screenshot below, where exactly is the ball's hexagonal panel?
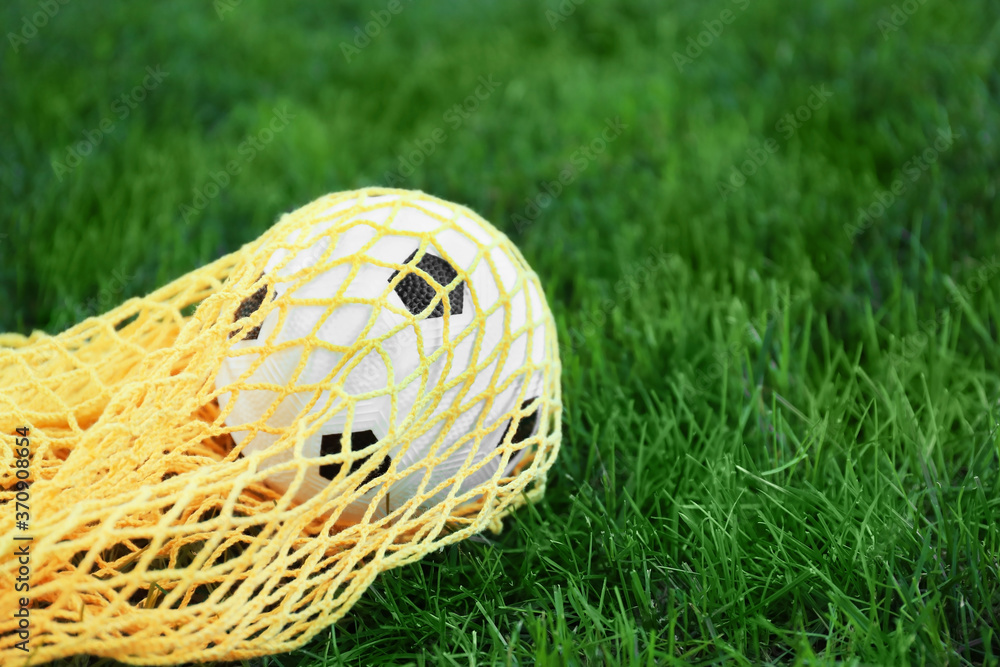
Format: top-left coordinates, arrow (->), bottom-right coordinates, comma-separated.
390,250 -> 464,319
318,429 -> 390,486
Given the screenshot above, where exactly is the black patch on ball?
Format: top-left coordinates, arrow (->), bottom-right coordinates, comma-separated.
389,250 -> 464,318
231,273 -> 272,340
319,429 -> 391,486
498,398 -> 540,447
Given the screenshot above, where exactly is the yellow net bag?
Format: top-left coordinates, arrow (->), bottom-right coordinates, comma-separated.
0,188 -> 562,665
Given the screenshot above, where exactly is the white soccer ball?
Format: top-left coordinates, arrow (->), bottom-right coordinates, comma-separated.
213,191 -> 549,524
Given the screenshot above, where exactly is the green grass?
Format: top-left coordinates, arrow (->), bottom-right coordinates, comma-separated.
3,0 -> 1000,664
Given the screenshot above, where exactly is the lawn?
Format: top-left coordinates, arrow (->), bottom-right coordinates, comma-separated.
2,0 -> 1000,664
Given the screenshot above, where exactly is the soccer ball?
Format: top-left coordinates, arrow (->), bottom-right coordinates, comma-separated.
213,190 -> 552,525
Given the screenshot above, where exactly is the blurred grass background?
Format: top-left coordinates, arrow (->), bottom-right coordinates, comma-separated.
2,0 -> 1000,664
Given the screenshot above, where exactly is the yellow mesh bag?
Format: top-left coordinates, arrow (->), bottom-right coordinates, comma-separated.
0,188 -> 562,665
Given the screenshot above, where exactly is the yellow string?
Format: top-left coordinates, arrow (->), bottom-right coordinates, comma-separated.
0,188 -> 561,665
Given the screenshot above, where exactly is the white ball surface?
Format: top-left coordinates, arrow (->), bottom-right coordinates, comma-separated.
214,192 -> 548,524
